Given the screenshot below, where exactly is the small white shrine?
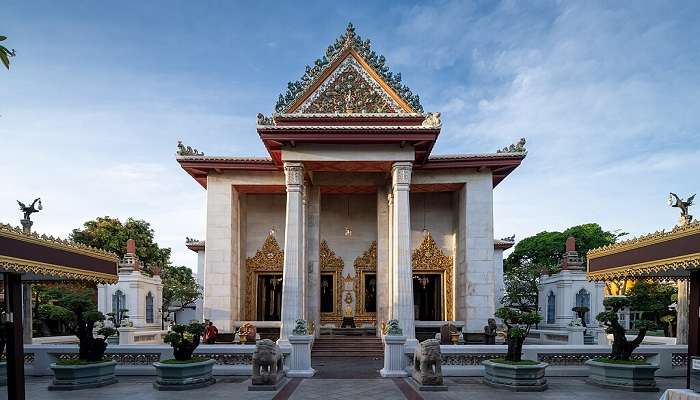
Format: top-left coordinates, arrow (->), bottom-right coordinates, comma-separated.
97,239 -> 163,330
538,237 -> 605,329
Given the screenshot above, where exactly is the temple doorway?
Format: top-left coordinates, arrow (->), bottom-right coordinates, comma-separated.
256,274 -> 282,321
413,273 -> 442,320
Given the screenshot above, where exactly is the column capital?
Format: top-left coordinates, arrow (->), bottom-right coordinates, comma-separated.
284,162 -> 304,190
391,162 -> 412,191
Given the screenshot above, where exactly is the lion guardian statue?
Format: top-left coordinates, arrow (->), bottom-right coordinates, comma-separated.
412,339 -> 443,386
251,339 -> 284,385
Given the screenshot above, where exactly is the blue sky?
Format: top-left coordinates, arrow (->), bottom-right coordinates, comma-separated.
2,1 -> 699,269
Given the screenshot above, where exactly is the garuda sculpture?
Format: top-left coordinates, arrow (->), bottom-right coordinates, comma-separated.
251,339 -> 284,386
17,198 -> 42,221
412,339 -> 443,386
668,192 -> 695,226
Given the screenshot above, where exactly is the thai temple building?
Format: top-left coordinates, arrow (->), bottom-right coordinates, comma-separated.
177,24 -> 526,344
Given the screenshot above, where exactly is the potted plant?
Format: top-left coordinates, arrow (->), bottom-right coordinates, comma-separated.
153,321 -> 215,391
38,288 -> 118,390
482,307 -> 547,391
572,306 -> 590,327
104,309 -> 128,344
585,297 -> 659,391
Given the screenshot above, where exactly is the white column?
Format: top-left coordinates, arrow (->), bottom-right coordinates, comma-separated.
377,185 -> 391,333
305,185 -> 321,336
279,162 -> 304,345
203,176 -> 237,331
391,162 -> 415,344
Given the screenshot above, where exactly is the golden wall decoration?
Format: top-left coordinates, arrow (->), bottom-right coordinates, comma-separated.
319,240 -> 344,326
245,233 -> 284,320
353,241 -> 377,326
412,233 -> 454,321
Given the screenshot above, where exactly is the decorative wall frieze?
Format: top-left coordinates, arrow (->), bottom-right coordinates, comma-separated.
391,162 -> 412,190
284,162 -> 304,188
587,221 -> 700,258
245,233 -> 284,320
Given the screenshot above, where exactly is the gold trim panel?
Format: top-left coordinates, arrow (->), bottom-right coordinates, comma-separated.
320,240 -> 344,326
353,241 -> 377,326
245,233 -> 284,320
0,255 -> 118,284
412,233 -> 454,321
587,252 -> 700,281
587,221 -> 700,259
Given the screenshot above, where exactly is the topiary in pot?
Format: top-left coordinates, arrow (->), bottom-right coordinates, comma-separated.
483,307 -> 547,391
163,321 -> 205,361
595,297 -> 656,361
586,297 -> 660,392
494,307 -> 542,362
38,288 -> 116,362
155,322 -> 214,391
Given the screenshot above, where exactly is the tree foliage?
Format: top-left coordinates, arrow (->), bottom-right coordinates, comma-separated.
161,264 -> 202,322
504,223 -> 623,273
501,262 -> 540,311
71,216 -> 171,267
163,322 -> 204,361
37,287 -> 115,361
0,36 -> 16,70
626,280 -> 676,324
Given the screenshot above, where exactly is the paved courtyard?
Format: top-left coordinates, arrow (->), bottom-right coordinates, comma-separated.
1,376 -> 686,400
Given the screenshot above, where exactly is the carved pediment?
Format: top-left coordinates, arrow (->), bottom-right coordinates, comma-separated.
320,240 -> 344,271
246,233 -> 284,272
354,241 -> 377,270
412,233 -> 452,271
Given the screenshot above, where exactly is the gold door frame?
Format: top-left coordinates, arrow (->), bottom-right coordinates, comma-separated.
353,241 -> 377,326
319,240 -> 343,326
412,233 -> 454,321
245,233 -> 284,321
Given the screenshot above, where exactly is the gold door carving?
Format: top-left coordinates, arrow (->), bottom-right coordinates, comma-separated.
319,240 -> 343,326
353,241 -> 377,326
412,233 -> 454,321
245,233 -> 284,320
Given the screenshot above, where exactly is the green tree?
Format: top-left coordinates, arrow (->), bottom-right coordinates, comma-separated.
161,265 -> 202,326
626,280 -> 677,331
501,262 -> 540,311
71,216 -> 171,267
596,297 -> 656,360
0,36 -> 16,70
494,307 -> 542,362
504,223 -> 623,272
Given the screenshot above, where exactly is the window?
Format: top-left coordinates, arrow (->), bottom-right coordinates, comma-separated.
146,292 -> 154,324
547,291 -> 556,324
575,289 -> 591,324
112,290 -> 126,325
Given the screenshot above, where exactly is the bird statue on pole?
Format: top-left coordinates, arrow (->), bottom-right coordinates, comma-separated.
668,192 -> 695,226
17,197 -> 42,233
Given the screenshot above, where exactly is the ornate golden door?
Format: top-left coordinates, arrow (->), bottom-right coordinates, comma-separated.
319,241 -> 343,326
353,241 -> 377,326
245,233 -> 284,321
412,233 -> 454,321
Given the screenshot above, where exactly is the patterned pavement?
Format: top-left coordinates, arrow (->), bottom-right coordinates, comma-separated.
2,375 -> 688,399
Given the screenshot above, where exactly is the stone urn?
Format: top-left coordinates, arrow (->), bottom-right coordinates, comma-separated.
152,358 -> 216,391
482,359 -> 548,392
49,360 -> 117,390
585,359 -> 659,392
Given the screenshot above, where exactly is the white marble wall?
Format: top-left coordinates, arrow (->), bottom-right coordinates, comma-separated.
538,270 -> 605,329
97,272 -> 163,329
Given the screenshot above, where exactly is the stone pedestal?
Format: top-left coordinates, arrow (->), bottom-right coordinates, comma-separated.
390,162 -> 415,344
592,327 -> 608,345
287,335 -> 314,378
117,327 -> 136,345
380,335 -> 407,377
567,326 -> 585,345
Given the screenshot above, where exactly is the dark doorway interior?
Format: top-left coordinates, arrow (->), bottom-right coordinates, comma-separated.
364,273 -> 376,313
413,273 -> 442,320
257,274 -> 282,321
320,273 -> 334,313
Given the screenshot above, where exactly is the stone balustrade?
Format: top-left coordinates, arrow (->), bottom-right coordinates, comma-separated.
24,344 -> 290,376
405,344 -> 688,378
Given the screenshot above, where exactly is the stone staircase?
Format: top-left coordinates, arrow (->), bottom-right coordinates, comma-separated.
312,335 -> 384,359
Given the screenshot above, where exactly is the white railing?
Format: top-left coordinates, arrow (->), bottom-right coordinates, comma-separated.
116,328 -> 168,345
24,344 -> 290,376
405,344 -> 688,377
